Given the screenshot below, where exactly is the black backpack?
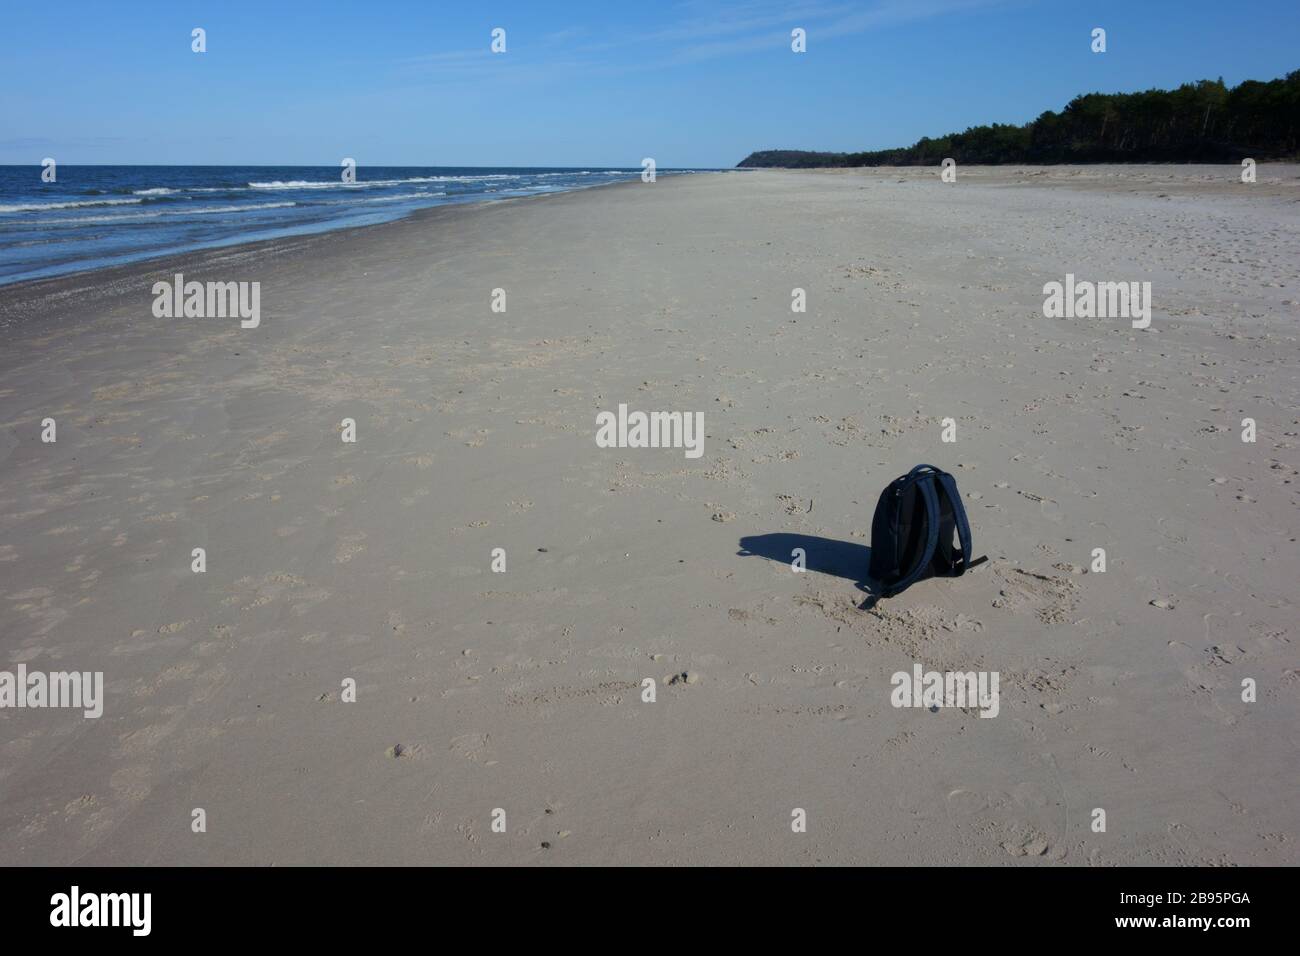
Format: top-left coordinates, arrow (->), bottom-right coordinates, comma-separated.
868,464 -> 985,600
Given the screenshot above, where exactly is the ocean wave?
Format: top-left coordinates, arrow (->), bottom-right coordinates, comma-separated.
183,202 -> 299,214
248,174 -> 533,189
318,192 -> 448,205
535,170 -> 625,178
9,202 -> 300,226
30,212 -> 167,224
0,197 -> 143,213
248,177 -> 449,189
136,186 -> 263,198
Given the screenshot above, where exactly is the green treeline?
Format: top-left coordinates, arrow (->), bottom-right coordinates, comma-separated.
737,71 -> 1300,167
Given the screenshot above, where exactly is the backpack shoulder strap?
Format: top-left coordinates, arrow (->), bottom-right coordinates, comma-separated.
935,471 -> 984,575
883,475 -> 941,597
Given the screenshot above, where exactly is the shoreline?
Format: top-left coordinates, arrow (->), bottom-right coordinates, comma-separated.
10,160 -> 1299,308
4,163 -> 1294,313
0,172 -> 675,304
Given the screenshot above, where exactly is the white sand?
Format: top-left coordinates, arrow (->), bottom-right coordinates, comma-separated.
0,166 -> 1296,864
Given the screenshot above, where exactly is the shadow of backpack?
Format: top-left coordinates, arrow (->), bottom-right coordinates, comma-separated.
868,464 -> 986,601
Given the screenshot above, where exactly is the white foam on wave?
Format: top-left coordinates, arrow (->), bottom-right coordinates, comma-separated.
0,197 -> 144,213
33,212 -> 167,224
136,186 -> 251,194
249,176 -> 458,189
11,201 -> 300,226
184,202 -> 299,214
248,174 -> 535,189
319,192 -> 448,205
535,170 -> 625,178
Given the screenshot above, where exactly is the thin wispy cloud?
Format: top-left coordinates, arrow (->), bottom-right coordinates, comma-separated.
387,0 -> 1014,84
668,0 -> 1011,62
823,0 -> 1016,37
642,1 -> 856,44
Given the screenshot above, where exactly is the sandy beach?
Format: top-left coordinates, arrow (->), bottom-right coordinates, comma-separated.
0,165 -> 1296,865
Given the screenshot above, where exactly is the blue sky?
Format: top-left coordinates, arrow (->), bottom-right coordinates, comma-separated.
1,0 -> 1296,167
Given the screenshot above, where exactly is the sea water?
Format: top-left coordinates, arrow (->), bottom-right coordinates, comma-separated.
0,165 -> 706,285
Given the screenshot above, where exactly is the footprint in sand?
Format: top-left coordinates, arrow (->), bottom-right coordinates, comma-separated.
450,732 -> 491,762
333,533 -> 367,564
990,567 -> 1078,624
946,772 -> 1066,861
